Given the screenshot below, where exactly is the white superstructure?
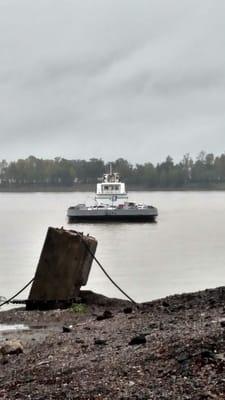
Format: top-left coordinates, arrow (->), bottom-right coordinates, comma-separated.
96,170 -> 128,201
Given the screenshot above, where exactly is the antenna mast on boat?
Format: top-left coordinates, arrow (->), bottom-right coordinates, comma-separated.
109,163 -> 113,175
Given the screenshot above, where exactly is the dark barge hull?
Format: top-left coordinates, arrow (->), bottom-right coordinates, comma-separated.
68,215 -> 157,222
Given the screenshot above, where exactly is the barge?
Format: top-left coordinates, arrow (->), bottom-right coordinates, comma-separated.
67,168 -> 158,222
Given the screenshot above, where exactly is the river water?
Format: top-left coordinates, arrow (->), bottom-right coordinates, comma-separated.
0,191 -> 225,305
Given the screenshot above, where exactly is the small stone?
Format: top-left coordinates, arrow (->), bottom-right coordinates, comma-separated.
148,322 -> 158,329
220,320 -> 225,328
0,340 -> 23,355
176,351 -> 191,363
0,355 -> 8,365
75,338 -> 84,344
62,325 -> 72,333
96,310 -> 113,321
129,334 -> 146,345
94,339 -> 107,345
200,349 -> 215,359
159,321 -> 164,330
123,307 -> 133,314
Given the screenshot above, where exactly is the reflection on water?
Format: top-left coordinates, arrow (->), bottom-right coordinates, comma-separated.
0,324 -> 29,333
0,191 -> 225,305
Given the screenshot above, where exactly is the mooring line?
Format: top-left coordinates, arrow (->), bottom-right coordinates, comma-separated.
73,230 -> 137,305
0,278 -> 34,308
0,231 -> 137,308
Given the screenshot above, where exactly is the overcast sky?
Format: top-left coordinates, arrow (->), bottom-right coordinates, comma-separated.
0,0 -> 225,164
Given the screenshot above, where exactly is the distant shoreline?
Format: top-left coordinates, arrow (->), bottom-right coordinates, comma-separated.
1,183 -> 225,192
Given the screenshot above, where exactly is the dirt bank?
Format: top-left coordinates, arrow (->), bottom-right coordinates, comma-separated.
1,288 -> 225,399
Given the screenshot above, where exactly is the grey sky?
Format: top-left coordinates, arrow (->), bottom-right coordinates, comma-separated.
0,0 -> 225,163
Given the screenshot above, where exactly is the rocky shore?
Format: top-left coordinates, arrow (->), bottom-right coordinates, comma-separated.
1,287 -> 225,399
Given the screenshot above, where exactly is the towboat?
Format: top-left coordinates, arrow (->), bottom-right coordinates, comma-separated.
67,168 -> 158,222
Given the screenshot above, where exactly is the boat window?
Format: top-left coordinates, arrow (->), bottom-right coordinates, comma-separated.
102,184 -> 120,191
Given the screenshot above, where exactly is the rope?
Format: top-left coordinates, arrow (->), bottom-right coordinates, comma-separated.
0,277 -> 34,308
0,230 -> 137,308
73,230 -> 137,305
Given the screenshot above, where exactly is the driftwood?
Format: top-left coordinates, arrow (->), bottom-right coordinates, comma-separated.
27,227 -> 97,310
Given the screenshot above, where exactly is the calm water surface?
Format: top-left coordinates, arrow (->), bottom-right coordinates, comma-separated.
0,191 -> 225,305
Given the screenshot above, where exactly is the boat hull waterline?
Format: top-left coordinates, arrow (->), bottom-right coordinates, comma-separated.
67,205 -> 158,223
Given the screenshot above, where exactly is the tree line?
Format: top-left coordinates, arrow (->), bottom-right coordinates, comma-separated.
0,152 -> 225,189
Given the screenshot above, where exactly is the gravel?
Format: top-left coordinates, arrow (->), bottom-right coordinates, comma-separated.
1,287 -> 225,399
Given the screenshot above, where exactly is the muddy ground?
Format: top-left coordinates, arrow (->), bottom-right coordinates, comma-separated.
1,288 -> 225,399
